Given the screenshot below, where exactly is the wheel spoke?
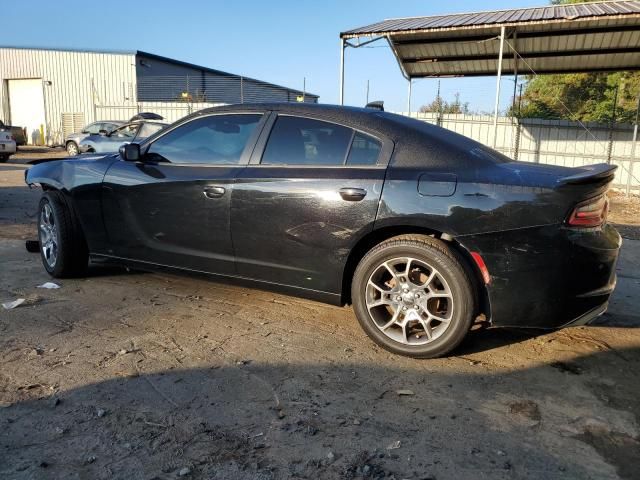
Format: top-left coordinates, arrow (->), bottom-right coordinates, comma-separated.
430,291 -> 452,299
419,319 -> 433,340
400,321 -> 410,344
428,313 -> 451,324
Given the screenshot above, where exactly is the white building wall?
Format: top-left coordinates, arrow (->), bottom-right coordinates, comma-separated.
0,47 -> 136,145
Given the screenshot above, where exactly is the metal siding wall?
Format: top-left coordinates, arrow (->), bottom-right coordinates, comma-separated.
0,48 -> 136,145
95,101 -> 226,124
401,112 -> 640,191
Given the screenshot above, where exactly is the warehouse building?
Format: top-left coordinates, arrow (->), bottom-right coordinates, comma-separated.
0,46 -> 319,146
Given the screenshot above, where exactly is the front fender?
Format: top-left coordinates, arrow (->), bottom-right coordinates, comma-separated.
25,155 -> 120,253
25,160 -> 66,190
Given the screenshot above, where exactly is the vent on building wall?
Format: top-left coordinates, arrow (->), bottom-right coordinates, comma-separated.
62,112 -> 85,140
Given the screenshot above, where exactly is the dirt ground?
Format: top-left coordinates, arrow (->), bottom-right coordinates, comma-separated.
1,149 -> 640,480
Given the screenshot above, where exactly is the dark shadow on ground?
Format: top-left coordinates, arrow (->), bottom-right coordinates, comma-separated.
1,348 -> 639,480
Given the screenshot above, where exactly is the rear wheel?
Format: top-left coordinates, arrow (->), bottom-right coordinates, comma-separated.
352,235 -> 476,358
66,141 -> 79,156
38,191 -> 88,277
0,154 -> 7,163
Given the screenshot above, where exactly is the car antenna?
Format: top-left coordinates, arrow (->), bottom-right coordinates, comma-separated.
365,101 -> 384,111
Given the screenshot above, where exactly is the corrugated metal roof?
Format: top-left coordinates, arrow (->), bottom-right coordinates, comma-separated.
341,1 -> 640,37
341,1 -> 640,77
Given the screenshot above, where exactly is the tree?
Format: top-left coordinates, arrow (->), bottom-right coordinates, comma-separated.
513,0 -> 640,123
419,92 -> 470,114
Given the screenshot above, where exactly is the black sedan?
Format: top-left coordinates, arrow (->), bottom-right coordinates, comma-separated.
25,103 -> 621,358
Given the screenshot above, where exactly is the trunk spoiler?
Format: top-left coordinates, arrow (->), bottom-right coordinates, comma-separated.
556,163 -> 617,186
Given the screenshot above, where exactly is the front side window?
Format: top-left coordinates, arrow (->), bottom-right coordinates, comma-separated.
111,124 -> 138,139
145,114 -> 262,165
261,116 -> 353,166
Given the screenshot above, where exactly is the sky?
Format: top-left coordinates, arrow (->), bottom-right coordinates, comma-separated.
4,0 -> 543,112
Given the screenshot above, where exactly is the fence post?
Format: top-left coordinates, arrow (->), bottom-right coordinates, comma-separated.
627,92 -> 640,196
606,84 -> 619,164
514,119 -> 521,161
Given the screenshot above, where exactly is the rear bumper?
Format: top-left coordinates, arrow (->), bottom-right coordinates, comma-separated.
561,301 -> 609,327
459,223 -> 621,328
0,141 -> 16,154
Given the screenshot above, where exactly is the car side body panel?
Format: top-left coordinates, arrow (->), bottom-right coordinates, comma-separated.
24,103 -> 621,330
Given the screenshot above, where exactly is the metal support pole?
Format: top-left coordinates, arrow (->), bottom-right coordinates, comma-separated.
626,92 -> 640,196
339,38 -> 345,105
493,26 -> 506,149
407,78 -> 412,114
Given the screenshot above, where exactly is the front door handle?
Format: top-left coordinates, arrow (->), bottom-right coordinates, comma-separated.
339,187 -> 367,201
203,186 -> 226,199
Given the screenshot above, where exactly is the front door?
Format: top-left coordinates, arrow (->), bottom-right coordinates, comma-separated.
101,112 -> 266,275
231,114 -> 391,295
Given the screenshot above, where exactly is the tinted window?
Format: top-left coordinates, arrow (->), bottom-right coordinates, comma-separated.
146,114 -> 261,165
261,116 -> 353,166
347,132 -> 381,166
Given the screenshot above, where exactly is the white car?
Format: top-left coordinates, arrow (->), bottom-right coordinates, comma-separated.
0,130 -> 16,162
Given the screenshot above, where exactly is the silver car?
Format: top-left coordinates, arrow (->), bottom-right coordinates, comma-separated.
65,121 -> 123,156
78,120 -> 167,154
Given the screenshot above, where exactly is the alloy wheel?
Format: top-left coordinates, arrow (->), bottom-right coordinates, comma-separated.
67,142 -> 78,156
365,257 -> 454,345
39,203 -> 58,268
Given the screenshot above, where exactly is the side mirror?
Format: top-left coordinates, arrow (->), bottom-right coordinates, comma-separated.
98,129 -> 108,136
119,143 -> 140,161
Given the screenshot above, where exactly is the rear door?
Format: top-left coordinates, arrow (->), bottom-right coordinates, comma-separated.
101,112 -> 266,274
231,113 -> 392,295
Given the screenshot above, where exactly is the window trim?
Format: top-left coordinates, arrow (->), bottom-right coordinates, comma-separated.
249,113 -> 392,169
133,112 -> 268,168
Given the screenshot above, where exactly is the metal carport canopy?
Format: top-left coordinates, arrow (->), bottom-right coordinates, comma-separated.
338,1 -> 640,147
340,0 -> 640,79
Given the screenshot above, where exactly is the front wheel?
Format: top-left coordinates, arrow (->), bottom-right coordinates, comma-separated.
38,191 -> 88,277
352,235 -> 476,358
66,141 -> 79,156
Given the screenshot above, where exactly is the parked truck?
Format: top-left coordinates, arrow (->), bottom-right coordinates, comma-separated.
0,120 -> 27,146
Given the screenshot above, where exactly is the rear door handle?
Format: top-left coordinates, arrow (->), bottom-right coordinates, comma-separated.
339,187 -> 367,201
203,186 -> 226,199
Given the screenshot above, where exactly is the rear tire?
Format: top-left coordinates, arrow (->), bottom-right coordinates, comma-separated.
0,154 -> 7,163
352,235 -> 476,358
38,191 -> 89,278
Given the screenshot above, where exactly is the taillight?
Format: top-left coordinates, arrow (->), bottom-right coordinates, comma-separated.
566,195 -> 608,228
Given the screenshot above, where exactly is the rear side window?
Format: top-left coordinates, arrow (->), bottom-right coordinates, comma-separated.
262,116 -> 352,166
146,114 -> 262,165
346,132 -> 381,166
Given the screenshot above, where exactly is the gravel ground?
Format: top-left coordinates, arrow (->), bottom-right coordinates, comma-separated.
1,151 -> 639,480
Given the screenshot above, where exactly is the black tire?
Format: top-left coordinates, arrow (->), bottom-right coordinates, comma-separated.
37,191 -> 89,278
66,141 -> 79,156
0,154 -> 7,163
352,235 -> 476,358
